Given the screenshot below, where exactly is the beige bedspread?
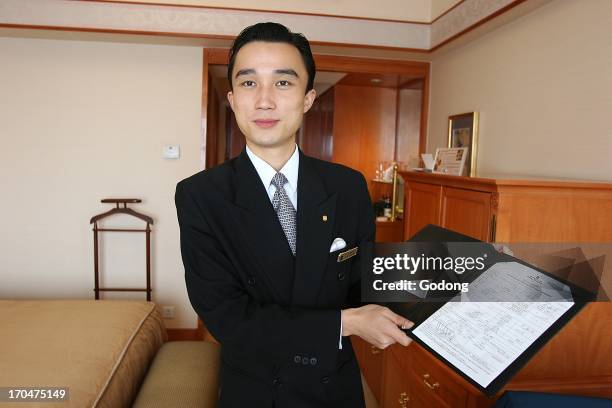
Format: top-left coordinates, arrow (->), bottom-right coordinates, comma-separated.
0,300 -> 167,407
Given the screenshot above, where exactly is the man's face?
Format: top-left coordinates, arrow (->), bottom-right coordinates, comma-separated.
227,41 -> 316,152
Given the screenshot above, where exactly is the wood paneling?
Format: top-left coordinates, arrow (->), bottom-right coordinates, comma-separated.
495,186 -> 612,242
200,50 -> 211,168
441,187 -> 492,241
401,171 -> 612,242
410,344 -> 469,407
510,303 -> 612,395
166,328 -> 200,341
418,71 -> 430,157
353,336 -> 385,404
370,181 -> 394,203
300,88 -> 333,161
320,88 -> 334,160
376,221 -> 404,242
315,55 -> 429,75
405,182 -> 442,239
332,84 -> 397,192
300,95 -> 322,158
205,71 -> 219,168
382,345 -> 412,407
206,48 -> 229,64
226,108 -> 245,160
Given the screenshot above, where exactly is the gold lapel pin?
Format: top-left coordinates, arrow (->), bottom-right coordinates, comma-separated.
322,215 -> 328,222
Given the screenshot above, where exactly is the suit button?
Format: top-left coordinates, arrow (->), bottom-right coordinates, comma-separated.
310,357 -> 317,366
321,376 -> 330,384
337,272 -> 345,281
302,356 -> 309,365
294,355 -> 301,364
247,276 -> 255,285
272,377 -> 282,387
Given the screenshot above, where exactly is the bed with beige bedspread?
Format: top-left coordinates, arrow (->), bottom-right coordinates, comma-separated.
0,300 -> 166,408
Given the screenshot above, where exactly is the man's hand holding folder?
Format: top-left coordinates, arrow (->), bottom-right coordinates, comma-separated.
341,304 -> 414,349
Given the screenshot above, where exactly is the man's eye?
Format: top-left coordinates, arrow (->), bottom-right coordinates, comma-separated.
277,80 -> 292,87
240,80 -> 256,87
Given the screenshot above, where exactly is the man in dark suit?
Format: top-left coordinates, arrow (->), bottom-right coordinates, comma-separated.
175,22 -> 413,407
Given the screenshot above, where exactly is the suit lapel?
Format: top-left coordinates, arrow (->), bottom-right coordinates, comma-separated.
230,149 -> 295,303
292,150 -> 336,307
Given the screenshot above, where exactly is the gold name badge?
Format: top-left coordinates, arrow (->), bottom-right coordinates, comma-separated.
337,247 -> 358,262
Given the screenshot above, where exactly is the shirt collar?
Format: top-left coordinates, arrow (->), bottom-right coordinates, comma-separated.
245,144 -> 299,194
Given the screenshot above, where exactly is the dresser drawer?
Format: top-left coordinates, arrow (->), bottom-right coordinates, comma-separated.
388,343 -> 413,371
382,347 -> 412,408
407,370 -> 453,408
409,345 -> 468,406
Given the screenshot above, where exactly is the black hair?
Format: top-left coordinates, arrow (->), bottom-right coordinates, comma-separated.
227,22 -> 316,93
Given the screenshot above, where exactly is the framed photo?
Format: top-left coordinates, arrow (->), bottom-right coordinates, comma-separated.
433,147 -> 468,176
448,112 -> 479,177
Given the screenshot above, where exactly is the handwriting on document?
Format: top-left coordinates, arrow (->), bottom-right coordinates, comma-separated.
412,262 -> 574,388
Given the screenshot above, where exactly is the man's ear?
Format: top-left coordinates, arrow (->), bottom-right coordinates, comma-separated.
227,90 -> 234,111
303,88 -> 317,113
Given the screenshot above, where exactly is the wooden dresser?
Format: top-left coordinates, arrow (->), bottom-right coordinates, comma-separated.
354,171 -> 612,407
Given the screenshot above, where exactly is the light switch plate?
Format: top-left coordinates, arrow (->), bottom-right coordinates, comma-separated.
163,145 -> 180,159
162,306 -> 175,319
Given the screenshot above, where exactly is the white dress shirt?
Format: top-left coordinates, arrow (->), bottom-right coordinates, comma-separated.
246,144 -> 298,210
245,144 -> 344,349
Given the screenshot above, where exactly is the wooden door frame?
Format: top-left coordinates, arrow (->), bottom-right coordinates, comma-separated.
201,48 -> 430,169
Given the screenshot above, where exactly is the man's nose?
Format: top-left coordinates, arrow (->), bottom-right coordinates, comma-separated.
255,86 -> 276,110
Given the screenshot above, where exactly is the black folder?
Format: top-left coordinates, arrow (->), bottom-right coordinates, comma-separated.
384,224 -> 594,396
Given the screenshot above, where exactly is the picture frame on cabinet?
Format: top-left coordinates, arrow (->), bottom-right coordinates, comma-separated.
447,112 -> 479,177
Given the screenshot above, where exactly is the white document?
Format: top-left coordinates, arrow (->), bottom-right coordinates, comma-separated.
461,261 -> 574,302
412,262 -> 574,388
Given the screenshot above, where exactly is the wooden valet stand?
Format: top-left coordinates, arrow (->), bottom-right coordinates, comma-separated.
90,198 -> 154,301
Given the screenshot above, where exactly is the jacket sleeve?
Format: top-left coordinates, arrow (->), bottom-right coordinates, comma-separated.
175,180 -> 342,372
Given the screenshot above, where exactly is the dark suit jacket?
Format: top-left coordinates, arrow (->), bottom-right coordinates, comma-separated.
175,148 -> 375,407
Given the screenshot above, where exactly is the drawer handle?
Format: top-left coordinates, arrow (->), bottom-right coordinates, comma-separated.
370,345 -> 382,354
398,391 -> 410,407
422,373 -> 439,390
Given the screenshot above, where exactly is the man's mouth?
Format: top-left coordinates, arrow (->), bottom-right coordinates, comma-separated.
254,119 -> 280,129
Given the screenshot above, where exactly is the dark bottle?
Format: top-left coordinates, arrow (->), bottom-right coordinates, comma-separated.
383,195 -> 392,218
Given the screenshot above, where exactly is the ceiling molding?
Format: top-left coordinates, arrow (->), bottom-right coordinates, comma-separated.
0,0 -> 535,52
90,0 -> 433,25
431,0 -> 515,47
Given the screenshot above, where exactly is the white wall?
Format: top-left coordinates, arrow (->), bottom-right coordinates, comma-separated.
428,0 -> 612,181
0,36 -> 203,328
